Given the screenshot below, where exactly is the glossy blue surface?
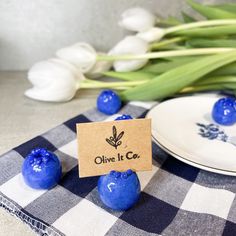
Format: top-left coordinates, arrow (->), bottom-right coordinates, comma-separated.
115,114 -> 133,120
98,169 -> 141,211
97,90 -> 121,115
22,148 -> 62,189
212,97 -> 236,126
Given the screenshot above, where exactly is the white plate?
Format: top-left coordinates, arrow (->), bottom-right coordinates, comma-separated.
146,96 -> 236,176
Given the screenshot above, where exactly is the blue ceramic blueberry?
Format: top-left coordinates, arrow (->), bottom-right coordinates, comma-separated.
98,169 -> 140,211
212,97 -> 236,126
22,148 -> 62,189
97,90 -> 121,115
115,114 -> 133,120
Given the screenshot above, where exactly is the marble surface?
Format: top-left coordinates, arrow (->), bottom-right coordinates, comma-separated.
0,72 -> 99,235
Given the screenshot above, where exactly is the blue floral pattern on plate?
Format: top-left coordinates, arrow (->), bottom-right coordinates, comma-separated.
197,123 -> 228,142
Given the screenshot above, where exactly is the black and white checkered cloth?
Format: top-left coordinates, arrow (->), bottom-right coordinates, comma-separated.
1,99 -> 236,236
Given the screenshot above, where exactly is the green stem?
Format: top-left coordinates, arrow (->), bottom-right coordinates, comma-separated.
82,78 -> 104,84
165,19 -> 236,34
157,18 -> 182,26
180,84 -> 226,93
149,37 -> 186,50
196,75 -> 236,86
79,79 -> 147,89
97,48 -> 234,61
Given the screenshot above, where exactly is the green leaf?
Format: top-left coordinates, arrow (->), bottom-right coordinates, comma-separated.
158,16 -> 182,26
210,62 -> 236,76
149,37 -> 186,51
212,3 -> 236,14
120,50 -> 236,101
142,57 -> 199,74
180,83 -> 236,94
164,56 -> 203,62
195,75 -> 236,86
222,84 -> 236,89
186,38 -> 236,48
172,25 -> 236,38
186,0 -> 236,19
103,71 -> 155,81
182,12 -> 197,23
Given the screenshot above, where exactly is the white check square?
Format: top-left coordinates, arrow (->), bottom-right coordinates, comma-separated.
0,174 -> 46,208
53,198 -> 117,236
129,101 -> 158,109
58,139 -> 78,159
181,183 -> 235,219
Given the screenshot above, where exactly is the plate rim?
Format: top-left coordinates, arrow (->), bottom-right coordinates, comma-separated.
152,136 -> 236,176
146,95 -> 236,176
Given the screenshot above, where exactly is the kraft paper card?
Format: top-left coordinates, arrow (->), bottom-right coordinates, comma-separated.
76,119 -> 152,177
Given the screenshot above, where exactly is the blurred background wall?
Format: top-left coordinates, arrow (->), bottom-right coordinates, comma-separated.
0,0 -> 234,70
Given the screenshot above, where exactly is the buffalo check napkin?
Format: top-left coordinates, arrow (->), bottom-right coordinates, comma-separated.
1,99 -> 236,236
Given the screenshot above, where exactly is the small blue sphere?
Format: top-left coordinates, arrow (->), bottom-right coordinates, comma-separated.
97,90 -> 122,115
115,114 -> 133,120
212,97 -> 236,126
98,169 -> 140,211
22,148 -> 62,189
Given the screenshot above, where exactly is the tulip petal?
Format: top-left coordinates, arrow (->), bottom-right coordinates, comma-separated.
113,60 -> 148,72
136,27 -> 165,43
25,86 -> 76,102
25,60 -> 80,102
56,42 -> 97,73
86,53 -> 113,78
109,36 -> 149,72
119,7 -> 156,32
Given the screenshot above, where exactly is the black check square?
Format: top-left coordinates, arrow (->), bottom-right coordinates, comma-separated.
162,156 -> 200,182
64,114 -> 91,132
59,166 -> 99,198
120,192 -> 178,234
14,136 -> 57,158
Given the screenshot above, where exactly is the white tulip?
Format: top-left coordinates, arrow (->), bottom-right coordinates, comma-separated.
49,58 -> 84,83
25,59 -> 85,102
136,27 -> 165,43
118,7 -> 156,32
86,53 -> 112,78
56,42 -> 97,73
109,36 -> 148,72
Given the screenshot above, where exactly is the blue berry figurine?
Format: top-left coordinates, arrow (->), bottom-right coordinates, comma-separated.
212,97 -> 236,126
115,114 -> 133,120
97,90 -> 121,115
22,148 -> 62,189
98,169 -> 140,211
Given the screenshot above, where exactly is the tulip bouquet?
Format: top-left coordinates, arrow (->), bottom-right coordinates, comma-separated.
26,0 -> 236,102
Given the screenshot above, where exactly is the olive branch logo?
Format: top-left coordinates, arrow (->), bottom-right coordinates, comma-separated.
106,126 -> 124,149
